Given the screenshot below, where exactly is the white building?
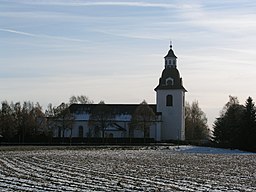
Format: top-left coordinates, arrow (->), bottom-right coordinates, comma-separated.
154,44 -> 187,140
53,44 -> 186,141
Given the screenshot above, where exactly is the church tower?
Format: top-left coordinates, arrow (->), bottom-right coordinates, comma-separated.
155,43 -> 186,141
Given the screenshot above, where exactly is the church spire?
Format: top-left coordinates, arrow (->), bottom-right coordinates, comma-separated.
155,44 -> 186,91
164,43 -> 177,68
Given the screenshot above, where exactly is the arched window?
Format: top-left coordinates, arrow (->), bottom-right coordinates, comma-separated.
78,126 -> 84,138
166,95 -> 173,106
166,77 -> 174,86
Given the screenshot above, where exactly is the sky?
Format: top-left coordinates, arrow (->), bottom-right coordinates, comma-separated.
1,0 -> 256,128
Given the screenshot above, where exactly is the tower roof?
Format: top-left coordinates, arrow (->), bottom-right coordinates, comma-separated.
154,68 -> 187,91
155,43 -> 186,91
164,45 -> 177,58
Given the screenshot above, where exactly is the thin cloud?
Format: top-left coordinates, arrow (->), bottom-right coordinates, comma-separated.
93,29 -> 166,40
177,2 -> 256,35
0,11 -> 77,19
0,28 -> 88,43
0,28 -> 36,37
14,0 -> 179,9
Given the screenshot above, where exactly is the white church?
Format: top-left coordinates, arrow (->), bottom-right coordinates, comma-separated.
54,44 -> 186,141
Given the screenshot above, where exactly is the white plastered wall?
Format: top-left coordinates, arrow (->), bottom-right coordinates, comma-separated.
156,89 -> 185,141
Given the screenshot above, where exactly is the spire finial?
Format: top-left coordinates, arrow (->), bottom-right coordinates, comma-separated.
170,40 -> 172,49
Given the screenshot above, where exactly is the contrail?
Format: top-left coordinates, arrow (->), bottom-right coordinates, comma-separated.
0,28 -> 88,42
17,1 -> 177,9
0,28 -> 36,37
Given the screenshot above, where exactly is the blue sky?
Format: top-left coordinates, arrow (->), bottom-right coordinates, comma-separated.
1,0 -> 256,128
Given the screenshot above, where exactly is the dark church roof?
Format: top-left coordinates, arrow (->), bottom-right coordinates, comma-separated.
155,45 -> 186,91
155,67 -> 186,91
69,104 -> 160,115
164,46 -> 177,58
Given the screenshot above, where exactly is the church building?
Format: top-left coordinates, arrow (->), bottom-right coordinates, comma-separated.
53,44 -> 186,141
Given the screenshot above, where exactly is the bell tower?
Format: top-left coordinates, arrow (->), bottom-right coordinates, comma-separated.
155,43 -> 186,141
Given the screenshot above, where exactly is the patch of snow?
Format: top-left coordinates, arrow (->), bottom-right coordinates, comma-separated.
0,147 -> 255,191
169,145 -> 254,154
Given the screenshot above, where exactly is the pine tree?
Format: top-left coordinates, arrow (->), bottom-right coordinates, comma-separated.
241,97 -> 256,151
213,96 -> 244,148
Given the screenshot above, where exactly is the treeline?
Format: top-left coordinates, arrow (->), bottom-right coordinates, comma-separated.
0,101 -> 47,143
213,96 -> 256,152
1,94 -> 255,151
0,96 -> 157,143
0,95 -> 210,144
0,95 -> 92,143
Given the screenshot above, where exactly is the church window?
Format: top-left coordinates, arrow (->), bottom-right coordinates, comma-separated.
166,95 -> 173,106
78,126 -> 84,137
169,60 -> 172,64
173,60 -> 176,65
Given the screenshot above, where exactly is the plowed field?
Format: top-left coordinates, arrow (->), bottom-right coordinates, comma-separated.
0,146 -> 255,191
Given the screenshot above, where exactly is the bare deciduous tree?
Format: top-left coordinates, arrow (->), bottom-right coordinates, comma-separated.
69,95 -> 93,104
53,103 -> 75,141
89,101 -> 113,141
131,100 -> 155,139
185,101 -> 209,141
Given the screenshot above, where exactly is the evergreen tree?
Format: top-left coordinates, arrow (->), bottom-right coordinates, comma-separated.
241,97 -> 256,151
213,96 -> 244,148
212,116 -> 225,145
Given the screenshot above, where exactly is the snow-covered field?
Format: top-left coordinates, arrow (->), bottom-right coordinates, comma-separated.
0,145 -> 255,191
